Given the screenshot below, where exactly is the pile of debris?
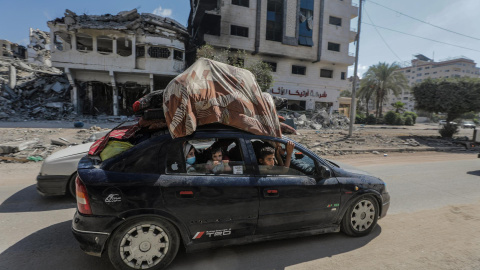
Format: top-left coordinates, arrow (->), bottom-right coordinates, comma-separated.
27,28 -> 51,66
52,9 -> 188,39
0,57 -> 74,121
280,109 -> 350,130
0,126 -> 109,163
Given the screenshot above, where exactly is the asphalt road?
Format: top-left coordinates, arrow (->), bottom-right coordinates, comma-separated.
0,153 -> 479,270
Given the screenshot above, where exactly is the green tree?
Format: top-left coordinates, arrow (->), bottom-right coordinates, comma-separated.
340,90 -> 352,97
412,77 -> 480,137
392,101 -> 405,113
196,44 -> 273,92
361,62 -> 409,118
356,84 -> 376,115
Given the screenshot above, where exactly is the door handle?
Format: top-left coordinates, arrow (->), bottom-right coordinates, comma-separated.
263,189 -> 279,197
178,190 -> 194,198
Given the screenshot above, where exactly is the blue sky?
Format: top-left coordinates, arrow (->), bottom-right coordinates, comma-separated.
2,0 -> 480,78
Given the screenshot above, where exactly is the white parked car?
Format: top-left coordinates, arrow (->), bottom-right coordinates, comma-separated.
36,131 -> 108,197
461,120 -> 476,129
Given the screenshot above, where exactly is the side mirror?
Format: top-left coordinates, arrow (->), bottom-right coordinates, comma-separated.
316,163 -> 332,179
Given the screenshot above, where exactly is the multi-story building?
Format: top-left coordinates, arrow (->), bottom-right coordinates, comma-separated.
47,9 -> 188,116
189,0 -> 358,111
388,54 -> 480,112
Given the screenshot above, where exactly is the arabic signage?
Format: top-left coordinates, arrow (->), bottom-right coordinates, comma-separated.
268,87 -> 330,99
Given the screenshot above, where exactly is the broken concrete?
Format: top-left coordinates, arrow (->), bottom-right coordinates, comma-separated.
0,139 -> 39,154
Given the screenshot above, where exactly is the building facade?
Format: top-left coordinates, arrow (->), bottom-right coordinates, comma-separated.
0,39 -> 27,59
388,54 -> 480,112
189,0 -> 358,111
48,9 -> 188,116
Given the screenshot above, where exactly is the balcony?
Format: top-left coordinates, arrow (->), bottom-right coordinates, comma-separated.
350,4 -> 359,19
349,28 -> 357,42
323,50 -> 355,65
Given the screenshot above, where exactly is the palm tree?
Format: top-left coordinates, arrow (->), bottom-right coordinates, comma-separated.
360,62 -> 409,118
356,84 -> 377,115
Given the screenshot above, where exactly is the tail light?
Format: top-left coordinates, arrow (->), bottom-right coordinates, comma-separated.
75,176 -> 92,215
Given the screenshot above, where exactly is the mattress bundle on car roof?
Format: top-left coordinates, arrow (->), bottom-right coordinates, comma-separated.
89,58 -> 293,159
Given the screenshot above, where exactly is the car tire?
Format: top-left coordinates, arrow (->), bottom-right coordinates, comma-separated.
341,195 -> 379,237
108,216 -> 180,270
67,173 -> 78,198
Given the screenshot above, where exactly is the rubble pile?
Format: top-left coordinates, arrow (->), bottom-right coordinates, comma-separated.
280,109 -> 350,130
0,126 -> 108,163
52,9 -> 188,39
0,57 -> 73,121
27,28 -> 51,66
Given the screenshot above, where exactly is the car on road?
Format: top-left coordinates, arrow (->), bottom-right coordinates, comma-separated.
72,125 -> 390,270
36,131 -> 109,197
439,120 -> 457,126
461,120 -> 476,129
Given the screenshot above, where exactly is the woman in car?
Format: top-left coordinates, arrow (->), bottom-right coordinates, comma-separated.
184,143 -> 197,173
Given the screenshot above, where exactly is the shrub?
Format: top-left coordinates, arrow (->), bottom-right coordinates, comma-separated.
355,114 -> 366,124
366,114 -> 376,124
384,111 -> 397,125
439,123 -> 459,138
403,111 -> 417,124
394,114 -> 404,125
404,115 -> 414,126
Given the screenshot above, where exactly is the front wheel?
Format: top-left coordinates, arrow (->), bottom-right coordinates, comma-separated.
341,196 -> 379,237
108,217 -> 180,270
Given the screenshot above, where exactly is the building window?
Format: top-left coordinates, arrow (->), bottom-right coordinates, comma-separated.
329,16 -> 342,26
417,67 -> 422,71
417,73 -> 421,77
320,69 -> 333,78
406,69 -> 411,72
148,47 -> 171,58
341,72 -> 346,80
230,25 -> 249,37
117,37 -> 132,57
53,31 -> 71,51
136,46 -> 145,57
263,61 -> 277,72
76,33 -> 93,52
445,70 -> 450,72
97,35 -> 113,54
266,0 -> 283,42
292,65 -> 306,75
298,0 -> 314,46
327,42 -> 340,52
425,66 -> 430,69
232,0 -> 249,7
174,50 -> 183,61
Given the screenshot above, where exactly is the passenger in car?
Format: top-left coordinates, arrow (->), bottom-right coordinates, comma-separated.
184,143 -> 197,173
258,141 -> 294,174
206,147 -> 232,173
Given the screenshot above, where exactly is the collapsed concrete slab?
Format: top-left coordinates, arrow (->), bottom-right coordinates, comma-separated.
0,139 -> 39,154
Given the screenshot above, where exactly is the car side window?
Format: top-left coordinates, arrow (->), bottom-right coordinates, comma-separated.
166,137 -> 247,175
106,140 -> 167,174
251,139 -> 316,176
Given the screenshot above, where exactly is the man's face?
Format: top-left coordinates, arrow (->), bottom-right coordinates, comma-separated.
212,151 -> 222,162
260,154 -> 275,167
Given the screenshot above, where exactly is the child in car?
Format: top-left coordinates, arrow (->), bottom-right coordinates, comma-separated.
258,141 -> 294,174
206,147 -> 232,173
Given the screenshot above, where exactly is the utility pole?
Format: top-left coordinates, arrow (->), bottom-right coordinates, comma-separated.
348,0 -> 363,137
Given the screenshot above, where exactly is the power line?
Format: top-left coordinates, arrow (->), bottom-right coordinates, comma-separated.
362,22 -> 480,53
364,7 -> 404,62
368,0 -> 480,41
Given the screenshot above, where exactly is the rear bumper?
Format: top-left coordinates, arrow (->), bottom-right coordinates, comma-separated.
36,174 -> 69,196
71,211 -> 123,257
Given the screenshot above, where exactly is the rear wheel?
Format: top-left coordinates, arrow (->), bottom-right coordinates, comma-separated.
341,196 -> 379,237
67,173 -> 77,198
108,217 -> 180,270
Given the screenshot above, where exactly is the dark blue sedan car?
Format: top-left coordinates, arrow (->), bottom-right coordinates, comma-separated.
72,125 -> 389,270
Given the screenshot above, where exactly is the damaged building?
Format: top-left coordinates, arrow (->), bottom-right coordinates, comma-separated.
189,0 -> 358,112
47,9 -> 188,116
0,39 -> 27,59
28,28 -> 52,67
